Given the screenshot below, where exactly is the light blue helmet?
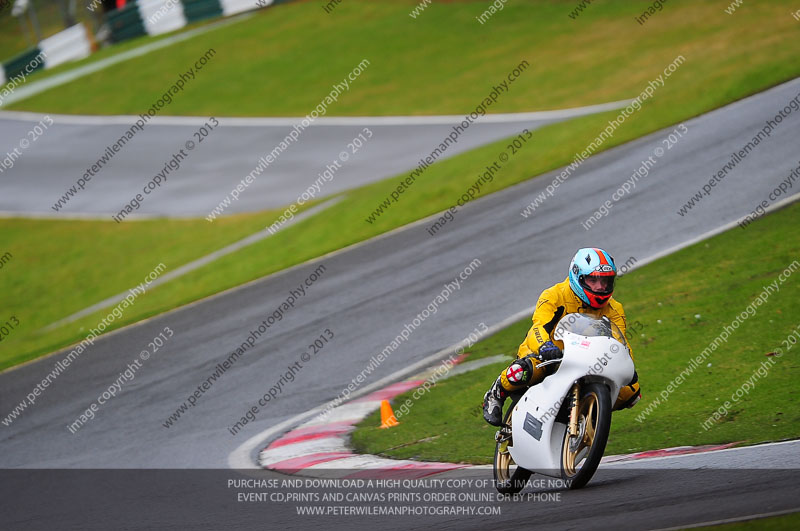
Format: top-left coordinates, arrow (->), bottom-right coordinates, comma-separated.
568,248 -> 617,308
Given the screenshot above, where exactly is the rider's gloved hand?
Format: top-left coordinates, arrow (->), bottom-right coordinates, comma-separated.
537,341 -> 563,361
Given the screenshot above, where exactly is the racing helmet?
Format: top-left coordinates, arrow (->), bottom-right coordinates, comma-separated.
568,248 -> 617,308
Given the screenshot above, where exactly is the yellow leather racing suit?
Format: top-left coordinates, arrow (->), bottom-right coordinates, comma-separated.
498,278 -> 640,410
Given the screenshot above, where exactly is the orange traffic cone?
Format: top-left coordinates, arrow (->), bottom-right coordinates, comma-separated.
379,400 -> 399,429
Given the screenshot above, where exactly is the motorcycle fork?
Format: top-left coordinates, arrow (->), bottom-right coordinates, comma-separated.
568,383 -> 580,436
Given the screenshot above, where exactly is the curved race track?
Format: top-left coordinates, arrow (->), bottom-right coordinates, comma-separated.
1,78 -> 799,529
0,102 -> 626,217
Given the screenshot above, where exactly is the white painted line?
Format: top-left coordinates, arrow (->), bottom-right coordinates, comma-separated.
304,455 -> 401,470
437,354 -> 509,379
0,99 -> 633,126
603,439 -> 800,468
620,192 -> 800,275
649,507 -> 800,531
256,356 -> 507,475
231,316 -> 535,469
42,197 -> 342,330
296,401 -> 381,428
259,438 -> 350,467
0,210 -> 198,221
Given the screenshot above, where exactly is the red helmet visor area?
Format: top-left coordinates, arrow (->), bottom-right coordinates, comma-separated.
584,289 -> 612,308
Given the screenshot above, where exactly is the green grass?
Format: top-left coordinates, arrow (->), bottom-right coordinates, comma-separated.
350,203 -> 800,464
3,0 -> 800,370
0,206 -> 293,369
694,512 -> 800,530
9,0 -> 800,116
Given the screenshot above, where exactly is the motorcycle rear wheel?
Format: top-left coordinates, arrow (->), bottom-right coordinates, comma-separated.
560,382 -> 611,489
493,397 -> 532,495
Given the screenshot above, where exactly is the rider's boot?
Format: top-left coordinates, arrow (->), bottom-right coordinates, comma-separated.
482,377 -> 507,426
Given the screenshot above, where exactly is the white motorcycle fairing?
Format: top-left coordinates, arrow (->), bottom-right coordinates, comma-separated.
507,331 -> 634,476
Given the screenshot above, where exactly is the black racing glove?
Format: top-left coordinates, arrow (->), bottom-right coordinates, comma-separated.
537,341 -> 563,361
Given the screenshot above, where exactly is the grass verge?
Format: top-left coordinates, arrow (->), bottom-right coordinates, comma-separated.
694,511 -> 800,531
350,203 -> 800,464
8,0 -> 800,116
0,205 -> 304,369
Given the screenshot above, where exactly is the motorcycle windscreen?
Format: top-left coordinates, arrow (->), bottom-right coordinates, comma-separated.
552,313 -> 627,349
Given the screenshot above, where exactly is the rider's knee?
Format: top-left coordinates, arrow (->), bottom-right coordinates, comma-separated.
499,357 -> 536,391
614,379 -> 641,410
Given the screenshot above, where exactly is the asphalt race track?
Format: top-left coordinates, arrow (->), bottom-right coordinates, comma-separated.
1,76 -> 799,528
0,102 -> 625,217
2,442 -> 799,529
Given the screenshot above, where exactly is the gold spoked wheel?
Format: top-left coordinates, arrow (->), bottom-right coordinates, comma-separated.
560,383 -> 611,489
495,433 -> 513,482
562,391 -> 598,476
493,398 -> 531,495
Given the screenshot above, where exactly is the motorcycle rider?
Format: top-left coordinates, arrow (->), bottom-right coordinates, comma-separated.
482,247 -> 641,426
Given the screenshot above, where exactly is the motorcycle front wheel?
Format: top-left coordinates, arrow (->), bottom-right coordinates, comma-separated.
493,397 -> 532,495
560,382 -> 611,489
